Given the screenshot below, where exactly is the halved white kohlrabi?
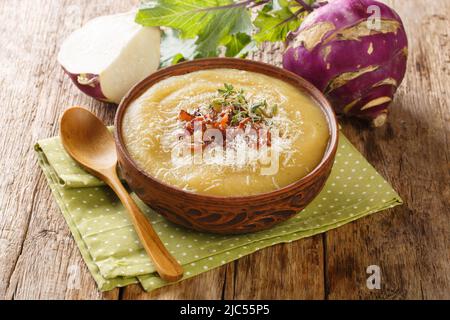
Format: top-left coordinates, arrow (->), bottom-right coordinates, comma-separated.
58,12 -> 160,104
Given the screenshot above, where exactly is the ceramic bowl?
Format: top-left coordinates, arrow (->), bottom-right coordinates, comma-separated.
115,58 -> 338,234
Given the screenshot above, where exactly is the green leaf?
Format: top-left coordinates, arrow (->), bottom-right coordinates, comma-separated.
224,33 -> 252,57
237,41 -> 258,58
137,0 -> 309,64
137,0 -> 252,58
253,4 -> 302,42
136,0 -> 229,38
159,28 -> 197,67
194,6 -> 251,57
171,53 -> 186,65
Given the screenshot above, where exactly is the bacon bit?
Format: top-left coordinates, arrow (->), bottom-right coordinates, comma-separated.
219,113 -> 229,130
185,122 -> 194,134
193,116 -> 205,122
176,84 -> 276,152
238,117 -> 251,129
178,110 -> 194,121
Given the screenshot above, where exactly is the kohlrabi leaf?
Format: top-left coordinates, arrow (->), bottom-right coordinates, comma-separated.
136,0 -> 311,65
159,28 -> 197,67
253,2 -> 303,42
223,33 -> 252,57
137,0 -> 252,58
195,6 -> 252,57
136,0 -> 225,38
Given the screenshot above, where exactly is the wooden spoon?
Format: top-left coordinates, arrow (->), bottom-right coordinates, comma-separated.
60,106 -> 183,282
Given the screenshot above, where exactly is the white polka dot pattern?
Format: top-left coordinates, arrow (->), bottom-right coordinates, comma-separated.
35,131 -> 402,292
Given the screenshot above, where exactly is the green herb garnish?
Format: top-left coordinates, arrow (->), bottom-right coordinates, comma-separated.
209,83 -> 277,127
178,83 -> 277,148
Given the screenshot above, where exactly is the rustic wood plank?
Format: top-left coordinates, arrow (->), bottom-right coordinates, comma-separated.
231,238 -> 325,299
0,0 -> 448,300
5,169 -> 118,300
0,0 -> 140,300
121,267 -> 227,300
325,0 -> 450,299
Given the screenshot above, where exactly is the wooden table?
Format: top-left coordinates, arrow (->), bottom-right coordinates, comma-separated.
0,0 -> 448,300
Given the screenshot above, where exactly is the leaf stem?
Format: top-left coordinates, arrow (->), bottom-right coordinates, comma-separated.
196,0 -> 270,12
248,0 -> 271,8
312,1 -> 328,9
295,0 -> 328,12
274,7 -> 306,28
295,0 -> 314,12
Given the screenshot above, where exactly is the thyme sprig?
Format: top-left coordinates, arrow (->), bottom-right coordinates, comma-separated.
210,83 -> 278,126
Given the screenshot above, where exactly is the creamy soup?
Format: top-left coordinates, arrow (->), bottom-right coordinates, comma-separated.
123,69 -> 329,196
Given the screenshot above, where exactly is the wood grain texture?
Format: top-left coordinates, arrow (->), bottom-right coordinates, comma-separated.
0,0 -> 448,300
0,0 -> 133,300
231,237 -> 325,299
325,0 -> 450,299
122,268 -> 228,300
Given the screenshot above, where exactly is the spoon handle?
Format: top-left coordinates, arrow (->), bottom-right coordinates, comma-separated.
104,168 -> 184,282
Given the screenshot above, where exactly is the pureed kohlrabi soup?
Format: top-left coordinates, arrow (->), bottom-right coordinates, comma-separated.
122,69 -> 330,196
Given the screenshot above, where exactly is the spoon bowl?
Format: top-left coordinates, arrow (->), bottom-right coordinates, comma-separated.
60,107 -> 117,172
60,106 -> 183,282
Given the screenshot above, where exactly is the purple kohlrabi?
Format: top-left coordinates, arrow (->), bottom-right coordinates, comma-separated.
283,0 -> 408,126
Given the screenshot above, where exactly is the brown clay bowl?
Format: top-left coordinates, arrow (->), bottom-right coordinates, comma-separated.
114,58 -> 338,234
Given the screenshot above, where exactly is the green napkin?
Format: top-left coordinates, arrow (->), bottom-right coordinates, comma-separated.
34,132 -> 402,292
